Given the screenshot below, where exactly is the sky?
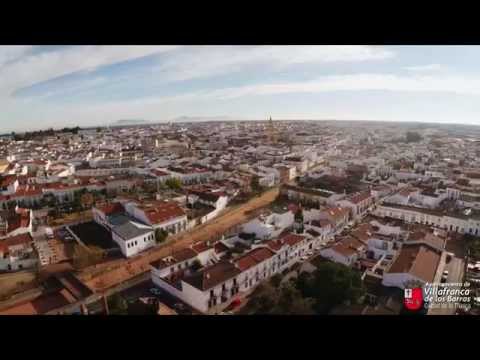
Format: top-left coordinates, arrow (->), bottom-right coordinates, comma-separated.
2,45 -> 480,132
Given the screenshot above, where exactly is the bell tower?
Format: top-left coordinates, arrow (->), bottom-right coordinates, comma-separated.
267,116 -> 277,144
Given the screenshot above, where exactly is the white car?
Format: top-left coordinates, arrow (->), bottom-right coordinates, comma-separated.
443,270 -> 449,277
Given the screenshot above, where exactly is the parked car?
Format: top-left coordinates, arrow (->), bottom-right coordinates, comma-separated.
149,288 -> 162,296
173,302 -> 186,312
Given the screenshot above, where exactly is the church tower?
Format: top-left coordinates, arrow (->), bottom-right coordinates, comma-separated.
267,116 -> 277,144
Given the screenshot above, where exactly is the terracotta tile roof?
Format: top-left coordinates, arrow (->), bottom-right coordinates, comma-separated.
214,242 -> 229,254
330,243 -> 357,257
96,202 -> 125,216
347,191 -> 372,204
0,175 -> 16,188
182,261 -> 241,291
192,241 -> 213,254
339,235 -> 365,250
172,248 -> 197,262
280,233 -> 305,246
350,224 -> 375,243
140,201 -> 186,225
266,239 -> 286,252
387,243 -> 441,283
15,185 -> 42,196
0,233 -> 33,253
0,209 -> 30,234
234,247 -> 275,271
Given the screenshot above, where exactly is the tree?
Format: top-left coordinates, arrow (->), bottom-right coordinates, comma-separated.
294,208 -> 304,233
270,273 -> 283,288
272,282 -> 315,315
250,175 -> 264,195
296,262 -> 365,314
155,228 -> 168,243
165,178 -> 182,190
190,259 -> 202,272
242,281 -> 315,315
406,131 -> 422,143
80,192 -> 94,209
243,282 -> 278,314
108,294 -> 128,315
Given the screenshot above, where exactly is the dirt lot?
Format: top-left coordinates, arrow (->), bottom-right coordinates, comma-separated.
48,210 -> 92,227
0,270 -> 39,300
78,187 -> 280,293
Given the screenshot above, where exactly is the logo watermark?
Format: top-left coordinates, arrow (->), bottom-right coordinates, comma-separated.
404,282 -> 473,312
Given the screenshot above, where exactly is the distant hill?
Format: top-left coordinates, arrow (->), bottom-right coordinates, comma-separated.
113,119 -> 150,126
172,116 -> 234,122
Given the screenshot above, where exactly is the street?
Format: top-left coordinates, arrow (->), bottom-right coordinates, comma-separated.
428,256 -> 465,315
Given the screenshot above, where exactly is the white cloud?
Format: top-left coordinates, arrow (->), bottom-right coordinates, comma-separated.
153,45 -> 395,82
185,73 -> 480,99
49,72 -> 480,119
405,64 -> 446,73
0,46 -> 32,67
0,45 -> 180,95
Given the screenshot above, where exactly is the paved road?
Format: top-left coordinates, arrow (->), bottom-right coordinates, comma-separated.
78,187 -> 280,293
447,257 -> 465,284
428,256 -> 465,315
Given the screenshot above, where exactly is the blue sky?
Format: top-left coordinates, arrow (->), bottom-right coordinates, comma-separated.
2,45 -> 480,132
